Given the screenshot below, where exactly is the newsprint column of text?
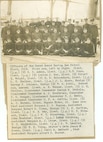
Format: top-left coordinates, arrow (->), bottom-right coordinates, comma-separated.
6,63 -> 94,139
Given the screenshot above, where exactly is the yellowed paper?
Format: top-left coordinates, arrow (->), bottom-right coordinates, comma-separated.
6,63 -> 94,139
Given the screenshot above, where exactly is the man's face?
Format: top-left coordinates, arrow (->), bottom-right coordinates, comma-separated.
57,37 -> 62,42
44,29 -> 48,33
65,38 -> 69,43
54,29 -> 57,33
75,37 -> 80,43
74,28 -> 78,33
35,28 -> 39,33
83,29 -> 87,33
17,38 -> 21,42
52,22 -> 55,26
7,30 -> 10,35
25,29 -> 29,34
64,28 -> 68,32
28,38 -> 31,42
17,30 -> 20,34
7,39 -> 11,42
47,37 -> 51,42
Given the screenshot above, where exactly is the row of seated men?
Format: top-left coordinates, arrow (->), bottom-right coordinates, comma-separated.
1,18 -> 98,56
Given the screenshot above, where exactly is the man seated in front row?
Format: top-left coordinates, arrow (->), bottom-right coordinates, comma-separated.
43,37 -> 54,55
81,28 -> 94,56
3,37 -> 14,55
15,37 -> 25,55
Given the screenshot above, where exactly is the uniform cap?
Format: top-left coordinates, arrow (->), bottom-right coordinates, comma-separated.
75,21 -> 79,23
84,18 -> 88,21
4,21 -> 9,24
90,18 -> 94,22
12,20 -> 16,22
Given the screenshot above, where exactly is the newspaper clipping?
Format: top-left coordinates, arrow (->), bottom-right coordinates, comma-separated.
7,63 -> 94,139
0,0 -> 101,140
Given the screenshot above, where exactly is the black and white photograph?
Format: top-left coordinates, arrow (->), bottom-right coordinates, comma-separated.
0,1 -> 103,141
0,0 -> 101,62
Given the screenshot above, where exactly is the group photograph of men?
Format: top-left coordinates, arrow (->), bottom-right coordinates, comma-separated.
1,18 -> 99,57
0,0 -> 100,57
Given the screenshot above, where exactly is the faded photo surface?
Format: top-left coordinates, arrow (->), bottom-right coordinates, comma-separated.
0,0 -> 101,63
0,1 -> 100,139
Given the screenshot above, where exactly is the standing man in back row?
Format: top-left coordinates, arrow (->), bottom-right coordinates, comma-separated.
67,19 -> 74,41
83,18 -> 90,33
89,18 -> 98,53
1,21 -> 11,42
74,20 -> 83,34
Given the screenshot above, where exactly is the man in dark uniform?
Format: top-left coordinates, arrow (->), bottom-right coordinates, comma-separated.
71,28 -> 82,56
82,28 -> 92,43
42,28 -> 50,45
15,37 -> 25,55
23,27 -> 32,55
74,20 -> 83,34
60,36 -> 71,56
83,18 -> 90,33
45,17 -> 52,26
89,18 -> 98,53
82,37 -> 94,57
23,21 -> 32,34
55,17 -> 61,33
32,27 -> 43,55
71,27 -> 81,43
1,21 -> 11,43
14,22 -> 23,42
67,19 -> 74,40
53,36 -> 63,55
50,21 -> 56,33
23,27 -> 32,41
3,37 -> 14,55
24,37 -> 33,55
29,19 -> 37,31
10,20 -> 17,40
71,37 -> 82,56
55,17 -> 61,28
13,22 -> 24,55
45,19 -> 51,33
16,22 -> 23,32
81,28 -> 94,56
3,28 -> 12,42
61,27 -> 70,43
43,36 -> 54,55
39,20 -> 45,33
60,21 -> 65,33
51,28 -> 59,43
